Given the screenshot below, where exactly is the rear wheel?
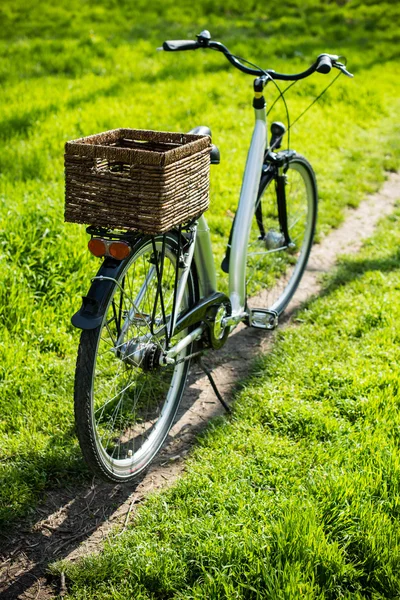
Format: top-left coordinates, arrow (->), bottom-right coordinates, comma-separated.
246,155 -> 317,315
74,233 -> 197,482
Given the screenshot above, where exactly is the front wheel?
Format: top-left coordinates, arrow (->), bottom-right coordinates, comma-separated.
74,233 -> 197,483
246,155 -> 317,315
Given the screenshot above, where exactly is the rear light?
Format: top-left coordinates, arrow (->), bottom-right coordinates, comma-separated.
109,241 -> 131,260
88,238 -> 107,257
88,238 -> 131,260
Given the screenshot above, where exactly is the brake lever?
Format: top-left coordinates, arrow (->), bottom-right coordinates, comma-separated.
334,61 -> 354,78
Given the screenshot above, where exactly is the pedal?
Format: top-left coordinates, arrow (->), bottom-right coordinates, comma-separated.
249,309 -> 278,330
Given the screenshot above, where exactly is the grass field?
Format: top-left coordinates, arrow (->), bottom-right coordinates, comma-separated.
0,0 -> 399,542
56,202 -> 400,597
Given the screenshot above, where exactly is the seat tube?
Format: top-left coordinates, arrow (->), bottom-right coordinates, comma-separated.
228,80 -> 267,318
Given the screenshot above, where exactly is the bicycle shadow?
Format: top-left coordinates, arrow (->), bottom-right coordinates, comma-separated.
0,364 -> 211,598
0,317 -> 272,598
0,471 -> 151,598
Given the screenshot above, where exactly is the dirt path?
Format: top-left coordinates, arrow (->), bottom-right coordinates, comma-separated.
1,173 -> 399,599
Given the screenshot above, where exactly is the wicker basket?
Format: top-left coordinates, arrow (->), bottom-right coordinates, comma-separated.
64,129 -> 211,234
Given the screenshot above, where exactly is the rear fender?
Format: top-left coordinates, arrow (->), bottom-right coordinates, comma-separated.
71,257 -> 131,330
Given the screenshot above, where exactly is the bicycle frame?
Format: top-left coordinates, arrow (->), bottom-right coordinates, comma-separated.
163,102 -> 268,360
197,105 -> 267,308
227,103 -> 267,321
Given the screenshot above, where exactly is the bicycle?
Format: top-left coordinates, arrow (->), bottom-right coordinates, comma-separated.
70,31 -> 352,482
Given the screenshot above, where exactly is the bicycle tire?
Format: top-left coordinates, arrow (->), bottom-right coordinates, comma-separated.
246,154 -> 317,315
74,233 -> 197,483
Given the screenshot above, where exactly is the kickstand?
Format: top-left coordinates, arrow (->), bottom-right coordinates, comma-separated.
198,358 -> 231,414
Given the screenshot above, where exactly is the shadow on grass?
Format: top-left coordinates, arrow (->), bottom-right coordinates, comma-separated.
0,81 -> 124,142
0,379 -> 209,598
317,249 -> 400,300
0,478 -> 140,598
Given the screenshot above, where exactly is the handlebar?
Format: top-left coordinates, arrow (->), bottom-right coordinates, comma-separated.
162,40 -> 200,52
161,30 -> 353,80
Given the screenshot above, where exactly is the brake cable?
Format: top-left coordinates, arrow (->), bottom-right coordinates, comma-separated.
210,47 -> 345,151
210,48 -> 291,148
289,70 -> 342,130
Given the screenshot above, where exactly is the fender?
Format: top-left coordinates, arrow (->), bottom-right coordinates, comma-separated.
72,217 -> 223,331
71,230 -> 187,331
71,256 -> 133,330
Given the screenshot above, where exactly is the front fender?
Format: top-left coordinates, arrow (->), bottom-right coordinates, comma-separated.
71,257 -> 130,330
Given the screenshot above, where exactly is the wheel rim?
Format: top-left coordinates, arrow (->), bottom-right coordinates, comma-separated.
246,160 -> 315,314
90,238 -> 190,477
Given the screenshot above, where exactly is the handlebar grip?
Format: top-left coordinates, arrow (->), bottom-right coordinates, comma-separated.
163,40 -> 200,52
316,54 -> 332,74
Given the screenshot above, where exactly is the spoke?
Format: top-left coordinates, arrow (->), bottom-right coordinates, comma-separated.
99,335 -> 115,350
288,211 -> 307,231
101,385 -> 127,444
102,388 -> 128,456
248,245 -> 288,256
94,376 -> 138,416
111,298 -> 120,340
130,376 -> 149,433
111,385 -> 130,460
105,321 -> 117,347
117,278 -> 125,337
123,266 -> 156,334
94,363 -> 128,397
105,315 -> 116,327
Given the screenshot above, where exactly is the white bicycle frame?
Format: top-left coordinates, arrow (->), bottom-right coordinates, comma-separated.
165,103 -> 267,360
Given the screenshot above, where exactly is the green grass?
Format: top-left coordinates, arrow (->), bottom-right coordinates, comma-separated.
55,199 -> 400,598
0,0 -> 400,528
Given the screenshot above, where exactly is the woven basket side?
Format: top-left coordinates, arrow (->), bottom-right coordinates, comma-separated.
65,129 -> 211,234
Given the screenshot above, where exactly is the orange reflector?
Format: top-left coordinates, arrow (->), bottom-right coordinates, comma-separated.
88,238 -> 106,257
109,241 -> 131,260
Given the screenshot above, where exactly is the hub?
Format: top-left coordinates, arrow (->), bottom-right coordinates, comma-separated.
117,341 -> 162,371
264,230 -> 286,250
142,344 -> 163,371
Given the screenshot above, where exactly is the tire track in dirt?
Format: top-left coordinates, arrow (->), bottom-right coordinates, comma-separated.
1,172 -> 399,599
